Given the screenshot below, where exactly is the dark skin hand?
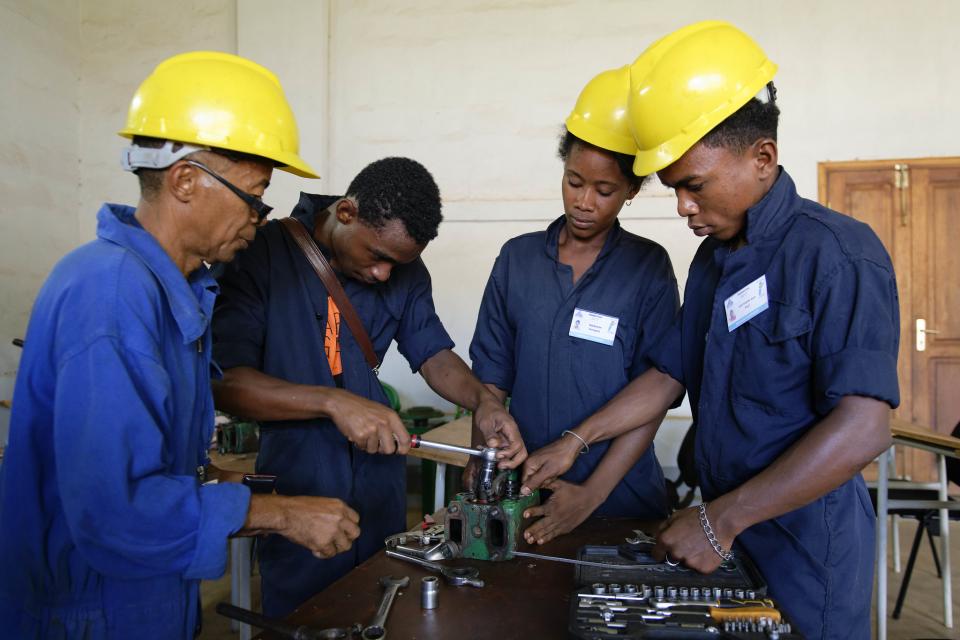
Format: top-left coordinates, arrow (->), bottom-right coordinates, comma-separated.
240,494 -> 361,559
465,383 -> 664,545
213,367 -> 411,455
522,423 -> 663,545
418,360 -> 526,469
653,395 -> 891,572
521,367 -> 684,494
522,478 -> 599,544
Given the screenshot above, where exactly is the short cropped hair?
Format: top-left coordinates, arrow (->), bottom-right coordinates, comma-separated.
345,157 -> 442,245
557,128 -> 645,190
700,82 -> 780,154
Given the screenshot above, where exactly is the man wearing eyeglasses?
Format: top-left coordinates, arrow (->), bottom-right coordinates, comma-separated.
0,52 -> 363,639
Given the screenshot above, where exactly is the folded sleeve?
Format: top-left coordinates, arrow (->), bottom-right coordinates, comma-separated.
811,258 -> 900,414
213,242 -> 270,371
645,313 -> 685,388
469,255 -> 516,393
395,259 -> 455,372
54,337 -> 250,581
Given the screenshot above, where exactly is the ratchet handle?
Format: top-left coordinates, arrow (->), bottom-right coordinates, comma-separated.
409,434 -> 482,457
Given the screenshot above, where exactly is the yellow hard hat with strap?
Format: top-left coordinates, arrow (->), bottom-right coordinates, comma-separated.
119,51 -> 318,178
627,20 -> 777,176
565,65 -> 637,156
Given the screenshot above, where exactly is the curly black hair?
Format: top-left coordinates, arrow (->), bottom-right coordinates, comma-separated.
700,82 -> 780,153
557,128 -> 645,190
345,157 -> 442,246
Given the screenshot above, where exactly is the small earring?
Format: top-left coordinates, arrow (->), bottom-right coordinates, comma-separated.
625,199 -> 632,207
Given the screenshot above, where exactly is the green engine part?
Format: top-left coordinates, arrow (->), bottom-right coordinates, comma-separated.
444,486 -> 539,561
216,421 -> 259,454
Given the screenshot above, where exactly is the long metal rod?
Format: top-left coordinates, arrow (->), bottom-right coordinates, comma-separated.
512,550 -> 649,569
410,435 -> 482,458
876,446 -> 889,640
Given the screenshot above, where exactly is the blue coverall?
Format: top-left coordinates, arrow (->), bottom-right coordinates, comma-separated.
213,193 -> 455,617
649,170 -> 899,639
471,216 -> 679,518
0,204 -> 250,639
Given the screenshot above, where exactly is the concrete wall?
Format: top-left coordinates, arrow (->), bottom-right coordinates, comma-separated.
3,0 -> 959,458
0,0 -> 82,442
78,0 -> 237,229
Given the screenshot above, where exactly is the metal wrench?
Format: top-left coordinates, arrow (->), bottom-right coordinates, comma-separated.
360,575 -> 409,640
215,603 -> 359,639
385,549 -> 484,588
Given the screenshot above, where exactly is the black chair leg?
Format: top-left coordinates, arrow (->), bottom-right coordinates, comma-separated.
925,517 -> 942,578
893,518 -> 926,619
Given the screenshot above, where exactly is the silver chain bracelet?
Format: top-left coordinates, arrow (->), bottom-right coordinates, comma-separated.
698,502 -> 734,562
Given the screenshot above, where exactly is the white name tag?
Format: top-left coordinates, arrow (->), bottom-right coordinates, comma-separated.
724,274 -> 769,332
569,308 -> 619,346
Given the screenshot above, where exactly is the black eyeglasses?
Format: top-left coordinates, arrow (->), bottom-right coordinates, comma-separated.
185,159 -> 273,222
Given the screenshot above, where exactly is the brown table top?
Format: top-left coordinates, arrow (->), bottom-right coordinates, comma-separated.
259,518 -> 653,639
891,417 -> 960,457
209,450 -> 258,474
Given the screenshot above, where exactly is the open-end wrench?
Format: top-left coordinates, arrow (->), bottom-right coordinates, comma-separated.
385,549 -> 484,588
360,575 -> 409,640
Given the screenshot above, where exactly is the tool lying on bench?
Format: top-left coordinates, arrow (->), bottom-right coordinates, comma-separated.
359,575 -> 409,640
215,602 -> 360,639
385,548 -> 484,588
566,531 -> 802,639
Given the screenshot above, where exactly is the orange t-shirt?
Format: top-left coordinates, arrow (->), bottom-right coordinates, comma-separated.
324,296 -> 343,377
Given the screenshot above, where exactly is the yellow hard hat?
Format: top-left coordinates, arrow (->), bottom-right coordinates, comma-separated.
565,65 -> 637,156
119,51 -> 318,178
628,20 -> 777,176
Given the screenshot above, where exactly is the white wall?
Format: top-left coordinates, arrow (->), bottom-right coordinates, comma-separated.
318,0 -> 960,426
78,0 -> 237,227
3,0 -> 959,454
0,0 -> 82,442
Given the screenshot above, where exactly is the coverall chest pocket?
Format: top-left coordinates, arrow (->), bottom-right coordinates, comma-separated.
730,301 -> 812,417
571,321 -> 635,398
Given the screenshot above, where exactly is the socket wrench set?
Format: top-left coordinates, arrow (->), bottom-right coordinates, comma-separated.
567,536 -> 802,639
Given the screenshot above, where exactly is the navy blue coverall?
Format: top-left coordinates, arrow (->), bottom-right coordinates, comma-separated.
471,216 -> 679,518
213,193 -> 454,617
649,170 -> 899,639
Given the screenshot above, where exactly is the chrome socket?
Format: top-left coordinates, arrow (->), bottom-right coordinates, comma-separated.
421,576 -> 439,609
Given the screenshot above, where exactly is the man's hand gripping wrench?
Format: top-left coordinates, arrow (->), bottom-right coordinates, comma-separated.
360,575 -> 409,640
386,549 -> 484,588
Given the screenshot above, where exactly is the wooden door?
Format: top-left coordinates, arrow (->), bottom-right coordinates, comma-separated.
819,158 -> 960,481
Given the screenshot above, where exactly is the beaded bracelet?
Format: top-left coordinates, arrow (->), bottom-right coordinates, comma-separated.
561,430 -> 589,455
698,503 -> 734,562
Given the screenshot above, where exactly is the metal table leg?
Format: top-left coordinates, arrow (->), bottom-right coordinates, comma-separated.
231,536 -> 253,640
876,446 -> 890,640
890,447 -> 900,573
938,454 -> 953,629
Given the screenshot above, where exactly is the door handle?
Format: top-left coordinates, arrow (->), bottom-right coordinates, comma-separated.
916,318 -> 939,351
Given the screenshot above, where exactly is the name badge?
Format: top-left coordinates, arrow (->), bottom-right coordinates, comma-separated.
569,308 -> 619,346
724,275 -> 769,332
